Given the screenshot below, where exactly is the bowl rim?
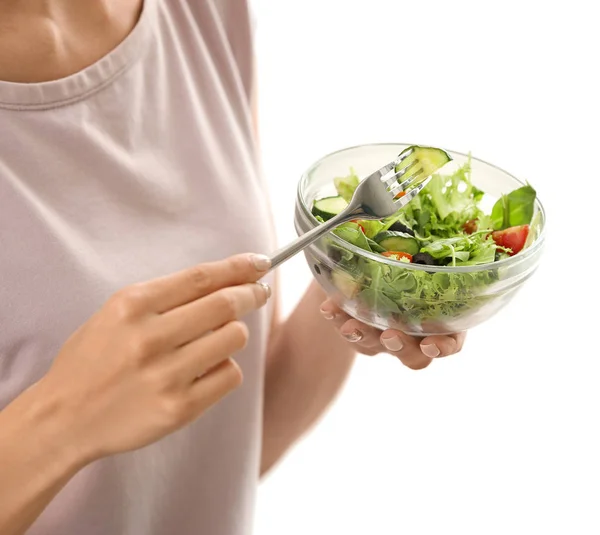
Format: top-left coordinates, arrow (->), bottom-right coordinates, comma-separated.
297,142 -> 547,274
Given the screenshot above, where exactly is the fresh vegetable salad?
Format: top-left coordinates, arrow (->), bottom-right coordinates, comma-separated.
311,146 -> 539,327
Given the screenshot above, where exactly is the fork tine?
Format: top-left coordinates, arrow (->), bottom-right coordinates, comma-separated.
367,161 -> 395,182
393,148 -> 414,166
366,148 -> 415,183
393,176 -> 433,205
397,168 -> 425,190
382,159 -> 420,186
387,168 -> 425,196
388,184 -> 406,198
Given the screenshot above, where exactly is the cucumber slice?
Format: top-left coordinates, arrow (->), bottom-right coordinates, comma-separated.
365,237 -> 386,253
331,270 -> 361,299
312,196 -> 348,221
374,231 -> 420,256
395,145 -> 452,187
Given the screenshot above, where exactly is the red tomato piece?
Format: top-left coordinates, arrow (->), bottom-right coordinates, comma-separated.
463,219 -> 478,234
350,219 -> 366,234
491,224 -> 529,255
382,251 -> 413,261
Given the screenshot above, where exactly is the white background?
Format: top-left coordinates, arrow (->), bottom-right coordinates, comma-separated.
251,1 -> 599,534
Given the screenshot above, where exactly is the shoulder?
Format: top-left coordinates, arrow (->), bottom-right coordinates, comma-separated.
174,0 -> 255,98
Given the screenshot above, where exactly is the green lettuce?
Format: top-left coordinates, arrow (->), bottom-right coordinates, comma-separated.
317,153 -> 537,328
334,168 -> 360,203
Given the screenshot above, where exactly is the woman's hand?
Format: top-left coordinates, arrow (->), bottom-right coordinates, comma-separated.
319,298 -> 465,370
34,253 -> 272,463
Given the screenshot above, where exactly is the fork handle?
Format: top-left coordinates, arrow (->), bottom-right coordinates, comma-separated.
268,212 -> 354,272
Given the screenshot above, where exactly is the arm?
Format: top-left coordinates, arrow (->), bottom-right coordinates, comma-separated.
251,62 -> 465,475
0,384 -> 87,535
260,279 -> 355,475
249,61 -> 356,473
0,254 -> 271,535
260,277 -> 466,475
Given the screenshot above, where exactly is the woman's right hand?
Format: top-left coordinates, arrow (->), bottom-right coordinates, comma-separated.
33,252 -> 272,462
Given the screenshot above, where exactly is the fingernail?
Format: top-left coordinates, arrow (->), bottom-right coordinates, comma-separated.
251,254 -> 271,272
343,329 -> 363,343
421,344 -> 440,358
319,305 -> 336,320
256,281 -> 272,299
381,335 -> 404,352
320,308 -> 335,320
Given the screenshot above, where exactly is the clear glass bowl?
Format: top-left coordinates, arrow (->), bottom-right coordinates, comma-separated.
294,143 -> 546,336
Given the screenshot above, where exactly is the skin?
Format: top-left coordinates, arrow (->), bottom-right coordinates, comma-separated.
0,1 -> 465,533
0,253 -> 272,535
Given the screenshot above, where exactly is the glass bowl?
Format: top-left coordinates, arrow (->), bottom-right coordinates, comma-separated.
294,143 -> 546,336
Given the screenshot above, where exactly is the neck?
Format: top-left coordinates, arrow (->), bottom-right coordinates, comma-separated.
0,0 -> 142,83
2,0 -> 118,21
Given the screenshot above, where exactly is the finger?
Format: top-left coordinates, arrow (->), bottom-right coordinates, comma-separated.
319,298 -> 342,320
160,282 -> 270,347
338,318 -> 382,348
419,332 -> 466,358
136,253 -> 271,313
171,321 -> 249,383
186,359 -> 243,415
319,301 -> 381,354
380,330 -> 433,370
319,299 -> 353,330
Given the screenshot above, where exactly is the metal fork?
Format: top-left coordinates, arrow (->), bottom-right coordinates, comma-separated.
268,148 -> 432,271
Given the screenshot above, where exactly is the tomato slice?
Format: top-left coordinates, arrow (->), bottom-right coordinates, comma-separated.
491,224 -> 529,255
382,251 -> 413,261
463,219 -> 478,234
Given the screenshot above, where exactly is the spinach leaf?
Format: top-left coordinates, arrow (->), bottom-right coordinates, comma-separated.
491,184 -> 536,230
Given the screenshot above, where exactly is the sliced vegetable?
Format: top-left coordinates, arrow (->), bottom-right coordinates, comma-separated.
411,252 -> 436,265
463,219 -> 478,234
312,196 -> 347,221
491,224 -> 529,256
382,251 -> 413,262
331,270 -> 361,299
373,231 -> 420,256
365,238 -> 387,253
388,221 -> 415,236
394,145 -> 452,190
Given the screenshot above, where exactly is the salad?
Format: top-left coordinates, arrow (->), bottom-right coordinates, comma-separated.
310,146 -> 540,327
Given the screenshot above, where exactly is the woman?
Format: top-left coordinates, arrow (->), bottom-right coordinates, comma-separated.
0,1 -> 465,534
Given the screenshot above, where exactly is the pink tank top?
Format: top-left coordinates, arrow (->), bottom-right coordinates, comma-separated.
0,1 -> 275,533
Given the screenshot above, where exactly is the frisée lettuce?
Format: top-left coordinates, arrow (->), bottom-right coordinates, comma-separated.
312,151 -> 539,328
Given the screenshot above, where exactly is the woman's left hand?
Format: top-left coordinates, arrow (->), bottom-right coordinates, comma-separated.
320,298 -> 466,370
